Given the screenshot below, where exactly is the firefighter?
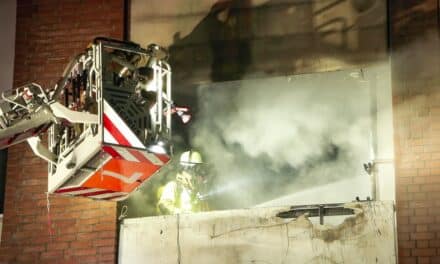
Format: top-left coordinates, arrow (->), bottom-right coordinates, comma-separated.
157,150 -> 208,215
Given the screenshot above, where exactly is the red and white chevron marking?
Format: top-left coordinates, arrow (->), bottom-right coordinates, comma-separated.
102,145 -> 167,165
55,186 -> 127,200
103,100 -> 145,149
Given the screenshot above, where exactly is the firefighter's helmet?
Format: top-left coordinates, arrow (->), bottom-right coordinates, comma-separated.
179,150 -> 203,167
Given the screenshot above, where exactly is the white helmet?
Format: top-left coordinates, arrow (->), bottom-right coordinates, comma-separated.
180,150 -> 203,167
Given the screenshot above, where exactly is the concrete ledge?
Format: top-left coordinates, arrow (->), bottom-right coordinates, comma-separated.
119,201 -> 396,264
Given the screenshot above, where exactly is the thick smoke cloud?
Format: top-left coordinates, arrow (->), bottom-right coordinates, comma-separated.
190,71 -> 373,208
121,31 -> 440,217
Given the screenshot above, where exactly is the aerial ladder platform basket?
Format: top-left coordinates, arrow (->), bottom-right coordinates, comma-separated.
0,38 -> 175,201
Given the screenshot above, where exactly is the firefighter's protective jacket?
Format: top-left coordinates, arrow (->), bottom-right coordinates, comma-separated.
158,180 -> 193,214
157,174 -> 208,214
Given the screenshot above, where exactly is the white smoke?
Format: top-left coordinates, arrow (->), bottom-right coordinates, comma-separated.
191,70 -> 373,208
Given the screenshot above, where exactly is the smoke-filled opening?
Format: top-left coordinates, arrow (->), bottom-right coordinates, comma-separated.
120,64 -> 392,218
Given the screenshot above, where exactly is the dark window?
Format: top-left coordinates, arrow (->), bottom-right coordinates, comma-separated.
0,150 -> 7,214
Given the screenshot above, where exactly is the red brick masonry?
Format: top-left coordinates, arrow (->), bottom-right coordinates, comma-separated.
0,0 -> 124,263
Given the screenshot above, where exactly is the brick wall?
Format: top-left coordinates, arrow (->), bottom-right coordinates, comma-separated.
0,0 -> 124,263
391,0 -> 440,263
1,0 -> 439,263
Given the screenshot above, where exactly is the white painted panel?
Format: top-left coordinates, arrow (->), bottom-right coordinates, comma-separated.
120,201 -> 396,264
119,216 -> 179,264
0,0 -> 16,92
0,0 -> 15,232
